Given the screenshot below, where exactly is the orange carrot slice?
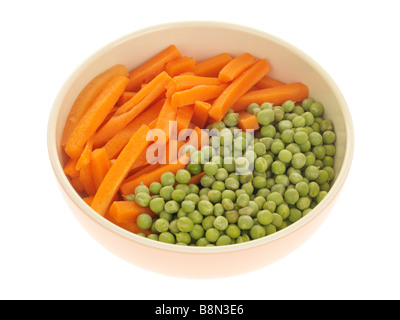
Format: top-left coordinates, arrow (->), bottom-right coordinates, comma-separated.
232,82 -> 309,112
171,84 -> 228,108
79,162 -> 96,196
91,124 -> 151,216
208,59 -> 270,121
65,75 -> 129,159
153,97 -> 178,143
254,75 -> 286,89
90,148 -> 111,190
165,56 -> 197,77
194,53 -> 233,77
218,53 -> 257,82
166,75 -> 222,97
237,111 -> 260,131
116,91 -> 136,106
192,101 -> 211,128
75,136 -> 94,171
62,64 -> 129,147
176,105 -> 195,134
115,71 -> 172,116
126,44 -> 181,92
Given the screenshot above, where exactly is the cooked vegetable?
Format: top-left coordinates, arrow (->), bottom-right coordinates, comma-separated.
62,64 -> 129,147
218,52 -> 257,82
91,124 -> 151,216
65,75 -> 129,159
232,82 -> 309,112
194,53 -> 233,77
171,84 -> 228,108
126,44 -> 181,92
208,59 -> 270,121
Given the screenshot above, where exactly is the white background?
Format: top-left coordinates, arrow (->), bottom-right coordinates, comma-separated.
1,0 -> 399,300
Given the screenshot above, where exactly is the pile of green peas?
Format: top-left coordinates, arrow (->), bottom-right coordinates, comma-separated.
132,98 -> 336,246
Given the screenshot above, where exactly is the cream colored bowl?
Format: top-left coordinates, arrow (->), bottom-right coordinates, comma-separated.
47,21 -> 354,278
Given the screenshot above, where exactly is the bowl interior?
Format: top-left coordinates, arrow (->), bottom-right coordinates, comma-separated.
49,21 -> 353,252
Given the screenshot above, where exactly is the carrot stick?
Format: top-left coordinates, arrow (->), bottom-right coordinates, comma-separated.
254,75 -> 286,89
194,53 -> 233,77
102,98 -> 164,159
64,75 -> 129,159
218,53 -> 257,82
153,97 -> 178,143
166,75 -> 222,97
75,136 -> 94,171
232,82 -> 309,112
94,80 -> 167,147
91,148 -> 111,190
91,125 -> 151,216
115,71 -> 172,116
63,158 -> 79,179
171,84 -> 228,108
165,56 -> 197,77
61,64 -> 129,147
208,59 -> 270,121
192,101 -> 211,128
120,154 -> 189,195
176,105 -> 194,134
237,111 -> 260,131
116,91 -> 136,106
124,163 -> 161,184
109,201 -> 155,224
79,162 -> 96,196
126,44 -> 181,92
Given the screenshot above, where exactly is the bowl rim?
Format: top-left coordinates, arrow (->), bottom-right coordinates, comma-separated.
47,20 -> 355,254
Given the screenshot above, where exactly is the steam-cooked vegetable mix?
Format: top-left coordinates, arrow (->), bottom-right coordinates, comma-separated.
62,45 -> 335,246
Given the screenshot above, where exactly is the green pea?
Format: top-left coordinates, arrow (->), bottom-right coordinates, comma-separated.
297,196 -> 311,210
213,216 -> 229,231
149,197 -> 165,214
309,132 -> 323,146
155,218 -> 170,233
267,192 -> 284,206
201,174 -> 215,188
296,181 -> 310,196
291,152 -> 307,169
225,177 -> 240,191
238,215 -> 254,230
135,183 -> 150,195
176,169 -> 191,184
137,213 -> 153,230
187,210 -> 203,224
159,232 -> 175,244
282,100 -> 295,112
257,210 -> 273,225
278,149 -> 292,163
302,98 -> 315,111
225,210 -> 239,224
208,189 -> 222,204
149,182 -> 162,195
250,225 -> 266,239
223,112 -> 239,127
294,131 -> 308,145
226,224 -> 241,239
177,216 -> 194,233
263,200 -> 276,213
292,115 -> 306,128
216,235 -> 232,246
164,200 -> 180,214
135,192 -> 151,207
260,125 -> 276,138
257,108 -> 275,125
271,160 -> 286,175
288,208 -> 302,223
171,189 -> 186,202
187,162 -> 202,175
284,188 -> 300,205
310,102 -> 324,117
160,171 -> 176,186
206,228 -> 221,243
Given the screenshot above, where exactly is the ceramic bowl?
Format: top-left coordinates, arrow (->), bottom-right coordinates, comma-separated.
47,21 -> 354,278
